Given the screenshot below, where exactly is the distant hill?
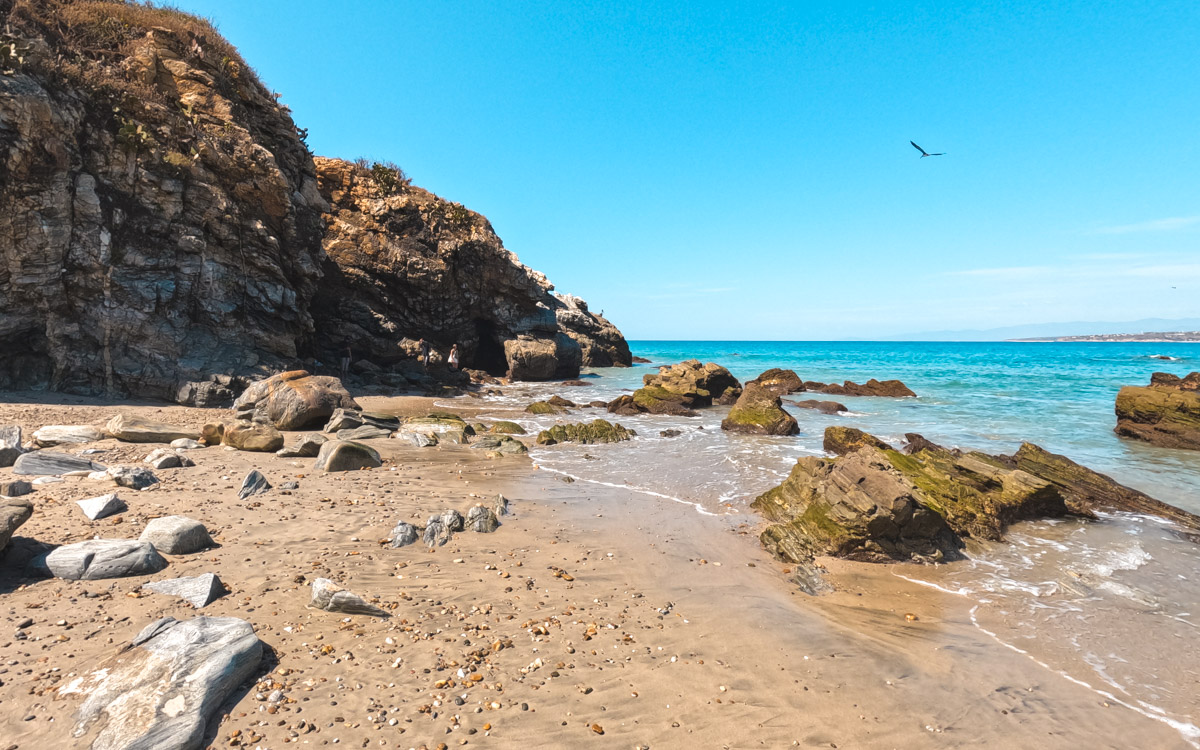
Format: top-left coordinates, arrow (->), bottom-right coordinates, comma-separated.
1010,331 -> 1200,343
883,318 -> 1200,342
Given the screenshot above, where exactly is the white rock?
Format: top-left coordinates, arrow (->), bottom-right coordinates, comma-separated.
76,493 -> 126,521
33,425 -> 103,447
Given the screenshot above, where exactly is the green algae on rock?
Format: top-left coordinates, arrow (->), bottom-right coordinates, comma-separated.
487,421 -> 527,435
536,420 -> 636,446
721,383 -> 799,436
1114,372 -> 1200,451
823,426 -> 892,456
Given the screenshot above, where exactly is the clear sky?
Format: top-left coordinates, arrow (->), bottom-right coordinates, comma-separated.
173,0 -> 1199,339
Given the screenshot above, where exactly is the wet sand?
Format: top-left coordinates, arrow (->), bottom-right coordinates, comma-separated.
0,392 -> 1191,749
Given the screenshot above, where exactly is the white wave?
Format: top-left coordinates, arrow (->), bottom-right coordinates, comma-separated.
533,464 -> 722,517
891,572 -> 974,597
968,606 -> 1200,748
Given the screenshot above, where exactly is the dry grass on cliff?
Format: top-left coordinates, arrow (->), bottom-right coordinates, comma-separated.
7,0 -> 265,102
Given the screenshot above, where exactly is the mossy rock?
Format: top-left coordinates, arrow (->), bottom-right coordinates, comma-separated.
472,435 -> 529,455
720,383 -> 798,435
525,401 -> 562,415
405,416 -> 475,436
1115,384 -> 1200,451
488,420 -> 527,435
631,386 -> 698,417
536,419 -> 636,446
823,427 -> 891,456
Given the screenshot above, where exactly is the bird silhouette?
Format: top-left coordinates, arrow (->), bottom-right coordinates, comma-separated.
910,141 -> 945,157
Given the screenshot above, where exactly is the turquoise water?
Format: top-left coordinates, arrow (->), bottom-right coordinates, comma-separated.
465,340 -> 1200,745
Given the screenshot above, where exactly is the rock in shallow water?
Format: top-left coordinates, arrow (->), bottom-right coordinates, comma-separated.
13,450 -> 104,476
309,578 -> 390,617
1114,372 -> 1200,451
143,573 -> 227,608
61,616 -> 262,750
140,516 -> 213,554
720,383 -> 799,436
536,420 -> 635,445
43,539 -> 168,580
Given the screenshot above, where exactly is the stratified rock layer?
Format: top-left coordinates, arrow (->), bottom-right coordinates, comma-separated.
1114,372 -> 1200,451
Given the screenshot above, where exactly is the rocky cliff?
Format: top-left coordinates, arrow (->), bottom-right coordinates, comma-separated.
0,0 -> 628,400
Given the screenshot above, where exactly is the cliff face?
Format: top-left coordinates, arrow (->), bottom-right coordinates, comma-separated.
311,158 -> 629,377
0,0 -> 628,398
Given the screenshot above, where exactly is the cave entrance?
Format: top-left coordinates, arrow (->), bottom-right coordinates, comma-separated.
473,320 -> 508,376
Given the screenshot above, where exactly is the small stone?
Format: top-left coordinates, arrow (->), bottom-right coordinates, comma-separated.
170,438 -> 205,450
143,448 -> 191,470
276,433 -> 327,458
1,480 -> 33,498
76,493 -> 127,520
309,578 -> 390,618
390,522 -> 419,548
107,465 -> 159,490
466,506 -> 500,533
440,509 -> 465,532
143,573 -> 227,608
423,519 -> 450,548
238,470 -> 272,500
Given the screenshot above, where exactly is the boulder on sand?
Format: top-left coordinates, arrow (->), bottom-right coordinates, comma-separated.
1114,372 -> 1200,451
140,516 -> 213,555
234,370 -> 361,430
105,414 -> 198,443
2,497 -> 33,550
309,578 -> 390,618
222,421 -> 285,452
503,334 -> 583,381
313,440 -> 382,472
42,539 -> 168,580
238,470 -> 271,500
13,450 -> 104,476
0,425 -> 22,467
721,383 -> 800,436
1,480 -> 33,498
277,433 -> 327,457
61,616 -> 262,750
33,425 -> 103,447
76,493 -> 126,521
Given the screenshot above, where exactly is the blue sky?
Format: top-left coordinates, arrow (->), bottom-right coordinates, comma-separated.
175,0 -> 1199,339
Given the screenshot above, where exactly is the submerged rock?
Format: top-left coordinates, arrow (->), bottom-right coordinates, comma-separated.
537,419 -> 636,445
62,616 -> 262,749
234,370 -> 361,430
143,573 -> 227,608
313,440 -> 382,472
105,414 -> 197,443
721,383 -> 799,436
43,539 -> 168,580
789,399 -> 848,414
1115,372 -> 1200,451
13,450 -> 104,476
805,379 -> 916,398
310,578 -> 390,617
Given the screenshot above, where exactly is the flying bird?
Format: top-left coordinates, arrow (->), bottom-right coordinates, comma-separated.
910,141 -> 945,158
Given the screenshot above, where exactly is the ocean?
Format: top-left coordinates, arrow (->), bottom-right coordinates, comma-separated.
455,340 -> 1200,745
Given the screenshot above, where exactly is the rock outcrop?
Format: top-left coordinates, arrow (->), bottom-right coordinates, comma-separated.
1114,372 -> 1200,451
747,368 -> 805,395
309,157 -> 628,379
752,427 -> 1200,565
721,383 -> 799,435
0,1 -> 627,399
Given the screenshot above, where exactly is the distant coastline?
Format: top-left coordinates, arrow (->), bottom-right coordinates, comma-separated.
1008,331 -> 1200,343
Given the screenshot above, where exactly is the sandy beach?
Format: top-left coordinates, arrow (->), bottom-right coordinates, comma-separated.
1,391 -> 1191,750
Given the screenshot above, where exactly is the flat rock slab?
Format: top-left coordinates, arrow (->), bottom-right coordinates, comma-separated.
43,539 -> 168,580
239,470 -> 271,500
310,578 -> 390,618
33,425 -> 103,447
13,450 -> 105,476
141,516 -> 213,555
77,493 -> 126,520
323,408 -> 363,433
143,573 -> 227,608
336,424 -> 394,441
277,433 -> 326,458
105,413 -> 198,443
313,440 -> 382,472
171,438 -> 205,450
2,498 -> 34,550
61,616 -> 262,750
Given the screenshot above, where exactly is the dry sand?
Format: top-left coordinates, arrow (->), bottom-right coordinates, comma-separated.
0,392 -> 1189,749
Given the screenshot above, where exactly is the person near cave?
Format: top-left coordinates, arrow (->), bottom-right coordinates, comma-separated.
418,338 -> 431,367
340,346 -> 351,379
448,343 -> 460,371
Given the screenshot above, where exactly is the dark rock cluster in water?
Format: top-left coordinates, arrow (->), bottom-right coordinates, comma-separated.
1115,372 -> 1200,451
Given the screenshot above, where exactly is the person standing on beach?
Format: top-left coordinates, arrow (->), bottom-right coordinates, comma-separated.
418,338 -> 431,367
340,346 -> 351,379
448,344 -> 460,371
